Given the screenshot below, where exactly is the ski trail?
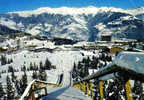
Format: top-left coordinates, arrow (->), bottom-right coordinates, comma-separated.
43,72 -> 91,100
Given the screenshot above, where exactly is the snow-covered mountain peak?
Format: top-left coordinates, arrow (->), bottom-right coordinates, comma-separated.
8,6 -> 126,17
126,7 -> 144,15
1,6 -> 144,41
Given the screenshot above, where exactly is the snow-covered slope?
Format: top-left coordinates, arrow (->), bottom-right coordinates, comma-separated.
0,6 -> 144,41
8,6 -> 144,17
127,7 -> 144,16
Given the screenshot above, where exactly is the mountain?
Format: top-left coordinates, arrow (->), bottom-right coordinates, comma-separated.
0,24 -> 21,35
0,6 -> 144,41
0,24 -> 31,37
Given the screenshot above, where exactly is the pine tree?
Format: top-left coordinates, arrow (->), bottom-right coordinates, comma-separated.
15,80 -> 21,95
6,76 -> 15,99
7,59 -> 11,64
8,66 -> 14,73
33,62 -> 36,70
21,71 -> 28,93
22,65 -> 26,71
44,58 -> 51,70
84,57 -> 89,76
72,62 -> 77,78
39,70 -> 47,81
11,71 -> 16,83
39,61 -> 44,70
0,82 -> 5,98
10,58 -> 13,63
1,55 -> 7,65
73,62 -> 77,72
29,62 -> 33,70
32,71 -> 38,79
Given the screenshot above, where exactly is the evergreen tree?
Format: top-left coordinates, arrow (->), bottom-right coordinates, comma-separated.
14,80 -> 21,95
7,59 -> 11,64
72,62 -> 77,78
84,57 -> 89,76
8,66 -> 14,73
133,80 -> 143,96
32,71 -> 38,79
22,71 -> 28,93
1,55 -> 7,65
11,71 -> 16,83
10,58 -> 13,63
51,65 -> 56,69
73,62 -> 77,72
33,62 -> 38,70
21,65 -> 26,71
29,62 -> 33,70
0,82 -> 5,98
39,61 -> 44,70
6,76 -> 15,99
44,58 -> 51,70
19,80 -> 23,94
39,70 -> 47,81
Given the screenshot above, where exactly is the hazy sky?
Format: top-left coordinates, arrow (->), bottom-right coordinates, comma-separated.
0,0 -> 144,13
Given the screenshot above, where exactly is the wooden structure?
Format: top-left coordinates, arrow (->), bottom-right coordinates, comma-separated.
73,51 -> 144,100
20,80 -> 62,100
101,35 -> 111,41
110,47 -> 123,54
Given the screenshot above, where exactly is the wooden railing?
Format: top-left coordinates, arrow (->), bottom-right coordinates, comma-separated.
73,64 -> 144,100
19,80 -> 62,100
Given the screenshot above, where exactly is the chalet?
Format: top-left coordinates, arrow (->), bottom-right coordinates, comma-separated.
101,34 -> 111,41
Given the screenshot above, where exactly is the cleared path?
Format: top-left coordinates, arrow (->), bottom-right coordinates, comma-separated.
42,72 -> 91,100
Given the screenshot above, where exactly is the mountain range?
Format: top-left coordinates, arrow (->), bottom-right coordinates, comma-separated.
0,6 -> 144,41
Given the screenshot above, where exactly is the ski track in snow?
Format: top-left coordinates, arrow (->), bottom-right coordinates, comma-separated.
42,51 -> 91,100
0,49 -> 92,99
43,72 -> 91,100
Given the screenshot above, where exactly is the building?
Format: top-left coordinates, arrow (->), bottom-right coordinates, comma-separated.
101,34 -> 111,41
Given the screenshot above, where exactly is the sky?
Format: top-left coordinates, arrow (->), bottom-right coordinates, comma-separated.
0,0 -> 144,13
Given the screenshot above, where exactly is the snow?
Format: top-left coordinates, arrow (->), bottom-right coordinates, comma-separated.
0,47 -> 91,99
89,69 -> 98,75
120,16 -> 137,20
0,50 -> 83,72
95,23 -> 113,38
80,50 -> 99,58
20,80 -> 35,100
8,6 -> 126,17
95,23 -> 106,31
26,25 -> 42,35
7,48 -> 91,99
108,21 -> 122,25
0,6 -> 143,40
43,72 -> 91,100
114,52 -> 144,74
87,51 -> 144,81
25,39 -> 55,49
126,7 -> 144,15
99,73 -> 115,81
0,18 -> 17,30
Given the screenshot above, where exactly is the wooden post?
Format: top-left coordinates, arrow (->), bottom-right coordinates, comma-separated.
90,81 -> 94,100
125,80 -> 133,100
30,92 -> 36,100
83,82 -> 86,93
80,83 -> 82,91
87,82 -> 89,96
30,83 -> 36,100
38,83 -> 42,89
99,81 -> 104,100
